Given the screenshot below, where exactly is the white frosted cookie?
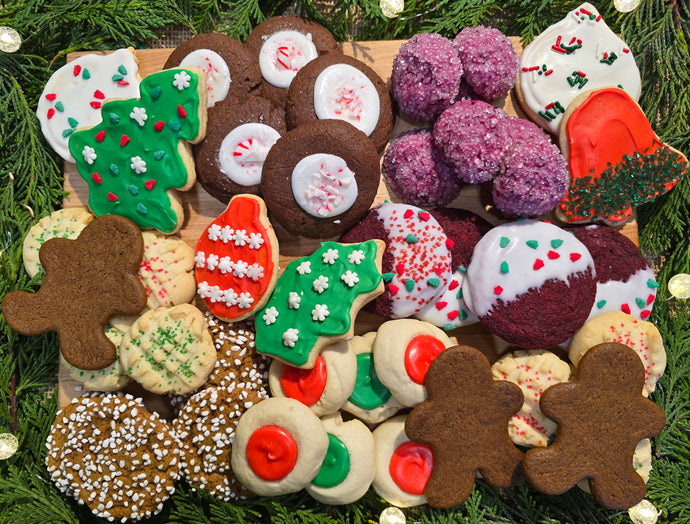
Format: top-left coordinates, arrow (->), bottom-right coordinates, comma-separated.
23,208 -> 94,278
37,48 -> 141,162
340,332 -> 404,425
119,304 -> 216,395
515,2 -> 641,135
139,231 -> 196,310
373,319 -> 452,407
491,350 -> 571,447
372,414 -> 431,508
268,339 -> 357,417
569,311 -> 665,397
231,397 -> 329,496
306,412 -> 376,505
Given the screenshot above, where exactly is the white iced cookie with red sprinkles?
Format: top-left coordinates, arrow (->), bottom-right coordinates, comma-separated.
46,394 -> 180,522
515,2 -> 641,134
217,123 -> 281,187
491,350 -> 571,448
569,311 -> 666,397
373,319 -> 453,407
268,339 -> 357,417
258,30 -> 318,88
231,396 -> 329,496
37,48 -> 141,162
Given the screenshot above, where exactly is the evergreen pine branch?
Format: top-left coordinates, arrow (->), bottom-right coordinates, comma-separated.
216,0 -> 266,41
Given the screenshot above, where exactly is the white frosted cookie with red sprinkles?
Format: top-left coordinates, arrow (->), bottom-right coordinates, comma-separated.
46,394 -> 180,522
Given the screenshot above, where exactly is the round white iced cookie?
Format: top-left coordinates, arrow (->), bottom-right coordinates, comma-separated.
373,319 -> 452,407
291,153 -> 358,218
268,339 -> 357,417
217,123 -> 281,186
22,208 -> 94,278
517,2 -> 641,134
372,414 -> 431,508
231,397 -> 329,496
491,350 -> 571,448
341,332 -> 404,425
415,267 -> 478,330
259,30 -> 318,88
313,63 -> 380,136
37,48 -> 141,162
179,48 -> 231,107
305,412 -> 376,505
586,266 -> 658,323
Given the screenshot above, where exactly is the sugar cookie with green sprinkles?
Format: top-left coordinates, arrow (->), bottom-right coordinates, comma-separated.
119,303 -> 216,394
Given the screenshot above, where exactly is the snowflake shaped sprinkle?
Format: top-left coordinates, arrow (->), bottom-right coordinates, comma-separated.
129,107 -> 148,127
322,248 -> 340,264
313,275 -> 329,294
248,232 -> 264,249
194,251 -> 206,268
237,292 -> 254,309
209,286 -> 224,302
223,289 -> 239,306
234,229 -> 249,247
341,270 -> 359,288
247,263 -> 264,281
130,156 -> 147,174
173,71 -> 191,91
219,226 -> 235,243
82,145 -> 97,165
208,224 -> 222,241
218,256 -> 234,274
288,292 -> 301,309
197,281 -> 211,298
206,254 -> 219,271
232,260 -> 248,278
348,250 -> 365,265
263,307 -> 279,325
297,261 -> 312,275
283,328 -> 299,347
311,304 -> 330,322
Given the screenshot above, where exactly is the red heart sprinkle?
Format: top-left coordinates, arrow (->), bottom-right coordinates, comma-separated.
448,280 -> 459,290
107,192 -> 119,201
388,284 -> 399,295
547,250 -> 560,259
640,310 -> 651,319
434,266 -> 444,275
533,259 -> 545,270
403,209 -> 414,219
73,64 -> 81,76
47,108 -> 55,119
120,134 -> 130,147
570,253 -> 582,262
144,180 -> 156,190
91,173 -> 102,184
447,310 -> 459,320
117,80 -> 130,86
418,211 -> 430,221
90,101 -> 102,109
45,93 -> 57,101
494,285 -> 503,295
154,121 -> 164,132
396,263 -> 405,275
93,90 -> 105,99
445,238 -> 455,250
647,294 -> 655,305
177,105 -> 187,118
95,131 -> 106,143
435,301 -> 448,310
621,303 -> 631,315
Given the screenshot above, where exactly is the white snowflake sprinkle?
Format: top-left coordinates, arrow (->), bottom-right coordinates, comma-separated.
206,254 -> 219,271
322,248 -> 340,265
247,232 -> 264,249
197,281 -> 211,298
263,307 -> 279,325
313,275 -> 329,294
237,292 -> 254,309
129,107 -> 148,127
130,156 -> 147,174
288,292 -> 301,309
173,70 -> 192,91
208,224 -> 222,241
297,261 -> 312,275
209,286 -> 224,303
234,229 -> 249,246
220,226 -> 235,243
348,250 -> 365,265
82,145 -> 97,165
233,260 -> 248,278
246,263 -> 264,281
223,289 -> 238,306
282,328 -> 299,348
311,304 -> 330,322
218,256 -> 234,274
194,251 -> 206,268
341,270 -> 359,287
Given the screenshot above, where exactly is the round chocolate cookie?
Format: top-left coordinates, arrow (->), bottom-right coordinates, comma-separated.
163,33 -> 261,107
193,94 -> 286,203
46,394 -> 180,522
260,119 -> 379,238
286,53 -> 393,153
244,16 -> 340,109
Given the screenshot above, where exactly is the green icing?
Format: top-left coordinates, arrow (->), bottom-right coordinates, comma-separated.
500,261 -> 509,274
311,434 -> 350,488
635,297 -> 647,309
597,299 -> 607,309
68,68 -> 202,233
551,238 -> 564,249
647,279 -> 659,289
526,240 -> 539,249
350,353 -> 391,409
500,236 -> 510,248
255,241 -> 382,367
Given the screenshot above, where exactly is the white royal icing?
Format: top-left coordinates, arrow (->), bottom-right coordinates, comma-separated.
259,30 -> 318,88
415,268 -> 478,329
519,2 -> 641,134
462,220 -> 595,317
313,64 -> 380,136
291,153 -> 358,218
37,48 -> 141,162
179,48 -> 231,107
218,123 -> 281,186
586,267 -> 657,322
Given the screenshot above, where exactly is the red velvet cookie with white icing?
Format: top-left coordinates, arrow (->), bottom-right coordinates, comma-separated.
340,203 -> 454,319
515,3 -> 641,135
195,194 -> 279,322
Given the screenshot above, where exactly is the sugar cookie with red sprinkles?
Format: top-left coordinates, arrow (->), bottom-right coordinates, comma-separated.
462,219 -> 596,348
230,396 -> 329,496
46,393 -> 180,522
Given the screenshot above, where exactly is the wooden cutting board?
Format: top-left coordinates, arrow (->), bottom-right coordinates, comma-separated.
59,40 -> 637,409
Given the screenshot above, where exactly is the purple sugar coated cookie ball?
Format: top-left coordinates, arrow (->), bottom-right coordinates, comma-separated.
454,25 -> 519,101
492,142 -> 570,217
496,117 -> 553,154
383,129 -> 461,207
433,99 -> 509,183
391,33 -> 464,123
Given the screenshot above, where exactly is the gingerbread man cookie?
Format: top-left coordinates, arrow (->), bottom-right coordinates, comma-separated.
523,342 -> 665,509
2,214 -> 147,370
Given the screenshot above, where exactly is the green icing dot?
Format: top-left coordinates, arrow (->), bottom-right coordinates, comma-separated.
82,68 -> 91,80
168,120 -> 182,132
647,279 -> 659,289
109,112 -> 120,124
500,261 -> 509,274
596,299 -> 607,309
153,150 -> 166,161
382,272 -> 395,282
55,101 -> 65,112
405,279 -> 415,292
311,434 -> 350,488
136,203 -> 148,215
61,128 -> 73,138
636,297 -> 647,309
500,236 -> 510,248
118,64 -> 128,75
110,163 -> 120,176
526,240 -> 539,249
128,185 -> 140,196
150,86 -> 162,100
350,353 -> 391,409
551,238 -> 564,249
67,117 -> 79,128
427,278 -> 440,287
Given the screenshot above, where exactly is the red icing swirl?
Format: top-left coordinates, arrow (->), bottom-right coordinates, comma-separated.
246,425 -> 298,481
389,441 -> 433,495
404,335 -> 446,385
279,355 -> 327,406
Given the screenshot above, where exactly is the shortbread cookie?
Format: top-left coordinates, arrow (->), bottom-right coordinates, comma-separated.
3,214 -> 147,370
372,414 -> 431,508
139,231 -> 196,310
269,338 -> 357,416
22,208 -> 94,278
491,350 -> 571,447
255,240 -> 384,368
341,332 -> 404,425
173,385 -> 267,501
306,412 -> 376,505
68,67 -> 208,234
119,304 -> 216,395
373,319 -> 452,407
515,3 -> 641,135
523,343 -> 665,509
231,396 -> 329,496
37,48 -> 141,162
195,194 -> 279,322
569,311 -> 665,397
46,394 -> 180,522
